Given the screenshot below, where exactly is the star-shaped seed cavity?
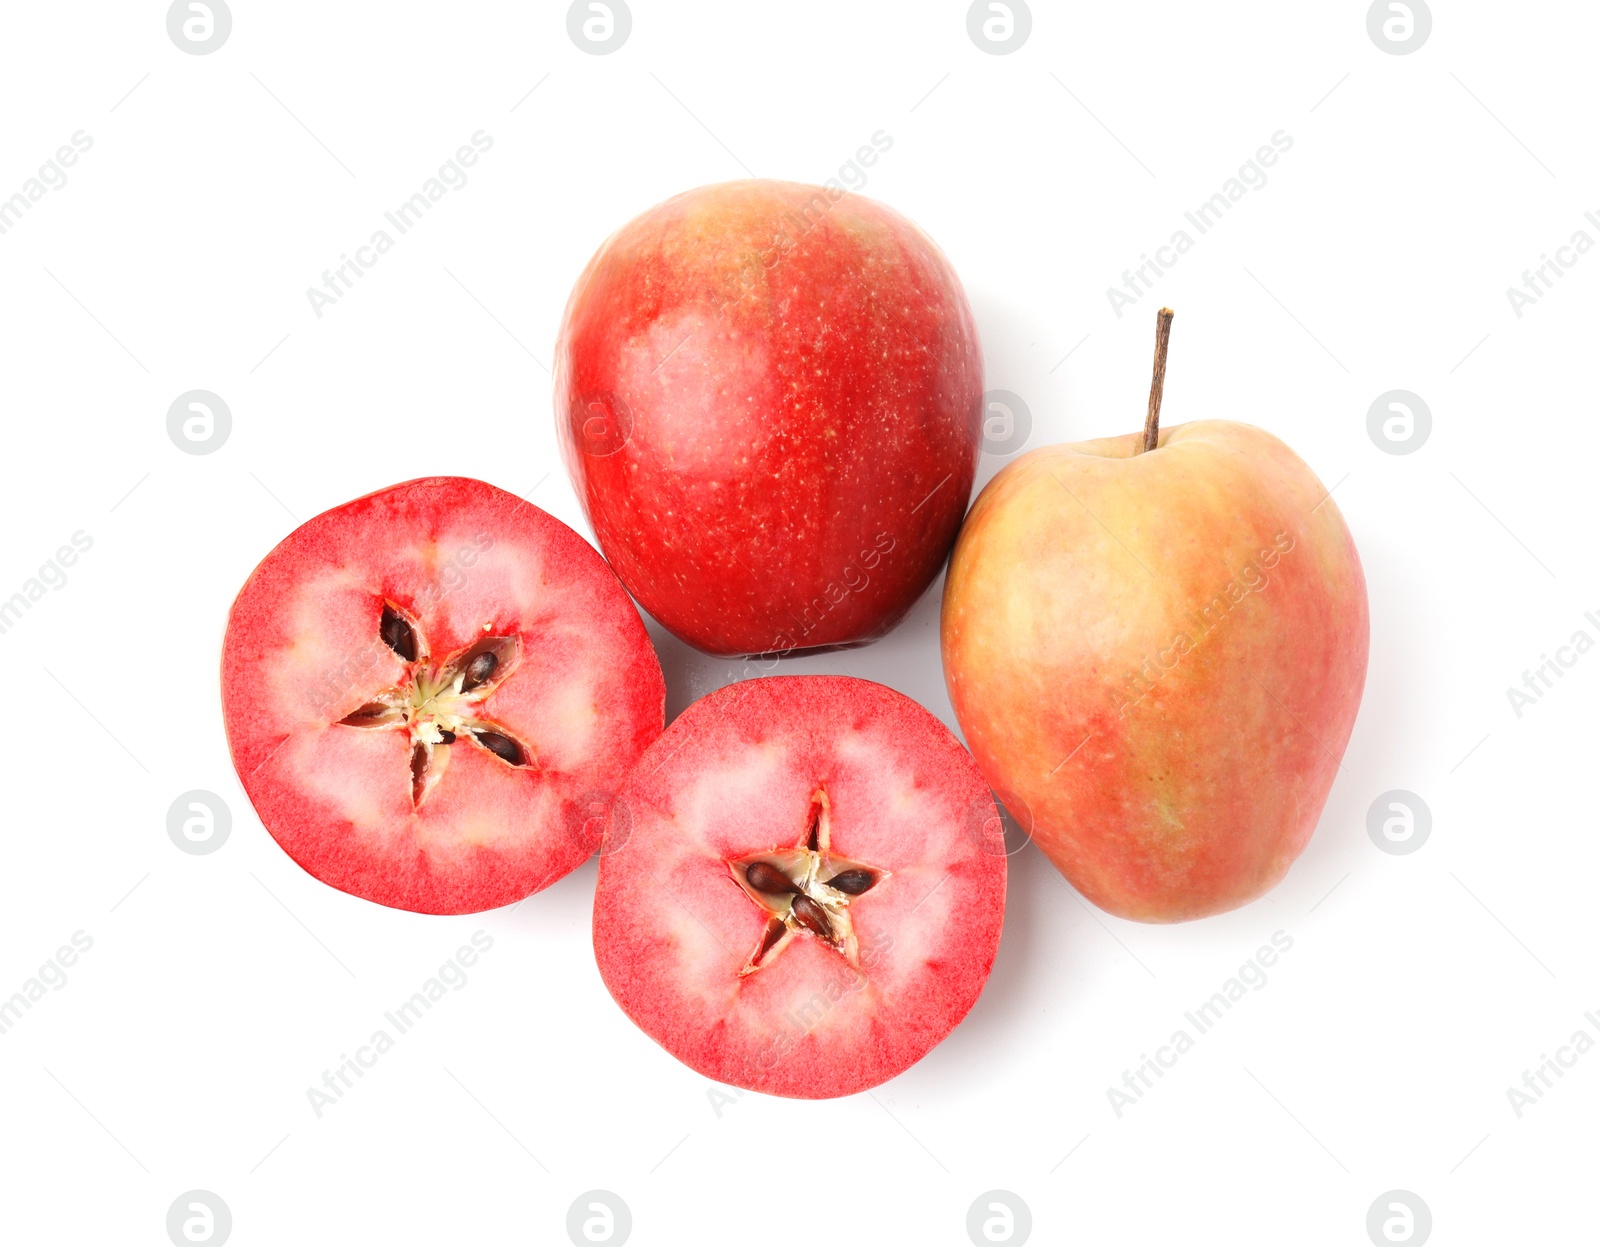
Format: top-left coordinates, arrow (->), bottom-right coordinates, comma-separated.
335,601 -> 535,805
729,787 -> 886,975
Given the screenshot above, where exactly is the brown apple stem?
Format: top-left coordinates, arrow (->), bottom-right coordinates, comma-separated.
1141,307 -> 1175,453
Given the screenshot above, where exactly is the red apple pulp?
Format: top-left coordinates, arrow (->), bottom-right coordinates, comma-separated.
592,676 -> 1006,1097
555,180 -> 983,658
221,477 -> 664,914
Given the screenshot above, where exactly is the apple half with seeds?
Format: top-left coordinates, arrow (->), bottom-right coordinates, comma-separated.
592,676 -> 1006,1098
222,476 -> 664,914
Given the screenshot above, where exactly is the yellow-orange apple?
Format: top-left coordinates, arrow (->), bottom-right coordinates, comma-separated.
940,310 -> 1368,921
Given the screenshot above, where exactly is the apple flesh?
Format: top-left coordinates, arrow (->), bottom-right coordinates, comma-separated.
942,420 -> 1368,922
592,676 -> 1006,1097
221,477 -> 664,914
555,179 -> 983,658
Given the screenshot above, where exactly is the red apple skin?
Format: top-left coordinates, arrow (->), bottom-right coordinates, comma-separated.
941,421 -> 1369,922
555,179 -> 983,658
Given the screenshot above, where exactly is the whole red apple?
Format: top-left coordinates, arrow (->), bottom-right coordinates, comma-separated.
941,311 -> 1369,922
555,180 -> 983,658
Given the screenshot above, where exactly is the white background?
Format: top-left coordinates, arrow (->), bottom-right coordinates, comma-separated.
1,1 -> 1595,1243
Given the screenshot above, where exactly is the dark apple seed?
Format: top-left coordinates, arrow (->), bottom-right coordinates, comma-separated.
744,861 -> 798,895
475,730 -> 523,766
381,604 -> 418,661
756,917 -> 787,959
824,869 -> 875,895
461,651 -> 498,691
805,798 -> 822,852
338,701 -> 392,724
790,893 -> 834,941
410,741 -> 429,803
437,729 -> 456,744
